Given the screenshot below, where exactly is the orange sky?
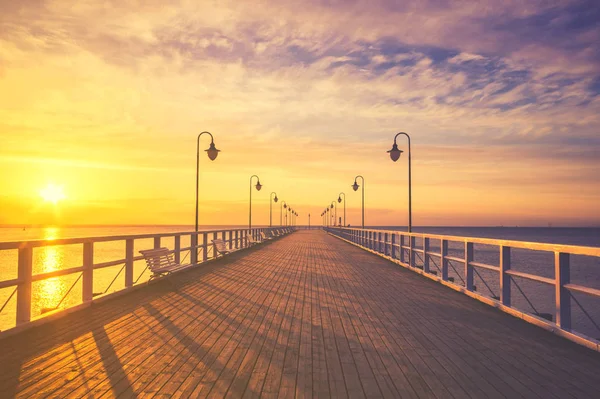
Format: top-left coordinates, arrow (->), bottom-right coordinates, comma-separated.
1,0 -> 599,227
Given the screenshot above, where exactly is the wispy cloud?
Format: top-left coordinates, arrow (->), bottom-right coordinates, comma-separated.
0,0 -> 598,225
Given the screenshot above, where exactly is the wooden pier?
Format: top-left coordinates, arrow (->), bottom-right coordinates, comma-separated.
1,230 -> 600,398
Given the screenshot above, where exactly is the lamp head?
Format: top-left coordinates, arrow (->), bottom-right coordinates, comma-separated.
338,196 -> 342,203
387,143 -> 403,162
352,181 -> 359,191
274,195 -> 278,203
330,203 -> 334,209
255,180 -> 262,191
284,203 -> 287,209
206,142 -> 220,161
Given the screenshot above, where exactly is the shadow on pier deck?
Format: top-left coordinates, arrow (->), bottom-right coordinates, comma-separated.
1,230 -> 600,398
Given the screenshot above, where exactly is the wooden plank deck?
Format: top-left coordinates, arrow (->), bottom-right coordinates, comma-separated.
1,230 -> 600,398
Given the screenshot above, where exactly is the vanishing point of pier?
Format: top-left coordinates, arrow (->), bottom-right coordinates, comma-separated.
1,230 -> 600,398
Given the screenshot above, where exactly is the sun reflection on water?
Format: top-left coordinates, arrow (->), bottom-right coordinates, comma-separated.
35,227 -> 67,313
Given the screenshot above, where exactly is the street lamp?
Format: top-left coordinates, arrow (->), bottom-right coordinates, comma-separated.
308,213 -> 311,229
195,132 -> 220,232
352,175 -> 365,228
330,201 -> 337,227
337,192 -> 346,227
270,192 -> 278,227
388,132 -> 412,232
249,175 -> 262,229
281,201 -> 287,225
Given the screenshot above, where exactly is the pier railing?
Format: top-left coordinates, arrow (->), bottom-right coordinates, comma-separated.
0,226 -> 293,336
327,227 -> 600,349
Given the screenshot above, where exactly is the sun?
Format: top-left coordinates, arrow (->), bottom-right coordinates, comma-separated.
40,183 -> 66,204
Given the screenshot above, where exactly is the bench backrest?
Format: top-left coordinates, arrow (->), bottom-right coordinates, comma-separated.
212,239 -> 229,253
139,247 -> 178,271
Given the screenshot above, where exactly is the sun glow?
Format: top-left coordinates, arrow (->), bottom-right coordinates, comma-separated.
40,184 -> 66,204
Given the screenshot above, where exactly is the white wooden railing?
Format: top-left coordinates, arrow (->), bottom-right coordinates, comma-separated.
326,227 -> 600,350
0,226 -> 294,336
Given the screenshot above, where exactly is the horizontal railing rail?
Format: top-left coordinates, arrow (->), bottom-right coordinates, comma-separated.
0,226 -> 296,336
326,227 -> 600,350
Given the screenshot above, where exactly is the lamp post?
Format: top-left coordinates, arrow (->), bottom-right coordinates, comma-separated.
281,201 -> 287,226
270,192 -> 278,227
195,131 -> 220,232
337,192 -> 346,227
308,213 -> 311,229
330,201 -> 337,227
326,207 -> 330,227
387,132 -> 412,232
352,175 -> 365,228
249,175 -> 262,229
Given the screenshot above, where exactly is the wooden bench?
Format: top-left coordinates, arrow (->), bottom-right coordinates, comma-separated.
211,239 -> 232,257
260,231 -> 273,241
246,234 -> 261,247
139,247 -> 191,282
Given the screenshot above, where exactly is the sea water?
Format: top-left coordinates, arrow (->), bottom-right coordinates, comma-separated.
0,226 -> 599,338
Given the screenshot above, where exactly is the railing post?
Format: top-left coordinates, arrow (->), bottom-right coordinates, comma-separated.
203,232 -> 208,261
190,234 -> 198,265
400,235 -> 405,263
228,230 -> 233,249
441,239 -> 449,281
391,233 -> 396,259
125,239 -> 134,287
174,236 -> 181,264
465,242 -> 474,291
235,230 -> 239,249
154,237 -> 161,249
500,246 -> 511,305
555,252 -> 571,331
409,236 -> 415,268
378,232 -> 383,253
423,237 -> 430,273
384,233 -> 389,256
82,242 -> 93,303
17,246 -> 32,325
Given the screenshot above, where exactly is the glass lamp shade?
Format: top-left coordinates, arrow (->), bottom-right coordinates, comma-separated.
330,204 -> 334,209
338,197 -> 342,203
352,182 -> 359,191
205,142 -> 220,161
387,143 -> 402,162
284,204 -> 287,209
255,181 -> 262,191
274,195 -> 278,202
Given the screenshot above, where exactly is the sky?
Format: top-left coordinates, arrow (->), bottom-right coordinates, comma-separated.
0,0 -> 599,227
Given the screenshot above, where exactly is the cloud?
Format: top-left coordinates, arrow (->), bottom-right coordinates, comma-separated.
0,0 -> 598,225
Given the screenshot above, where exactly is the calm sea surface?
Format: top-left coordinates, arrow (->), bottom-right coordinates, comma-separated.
1,225 -> 599,338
